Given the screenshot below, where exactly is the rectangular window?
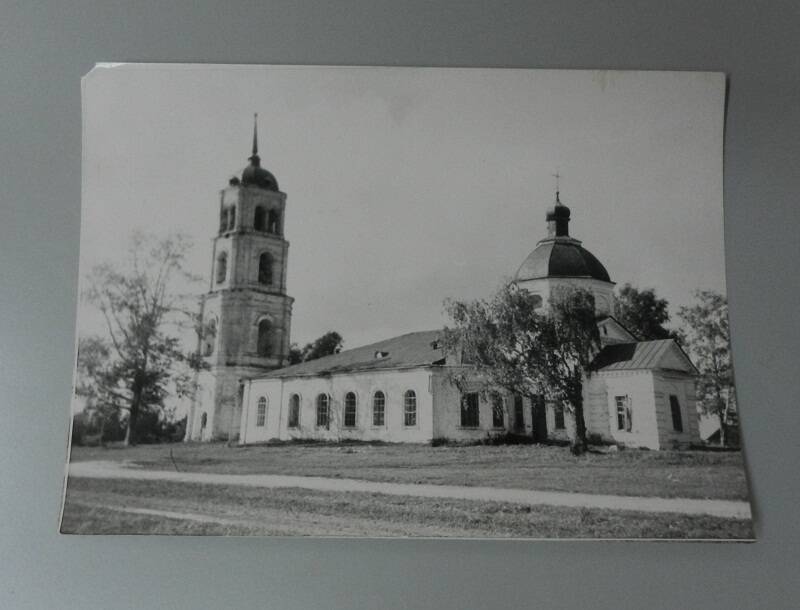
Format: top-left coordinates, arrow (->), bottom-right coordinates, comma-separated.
513,394 -> 524,432
554,404 -> 565,430
615,396 -> 632,432
491,393 -> 504,428
461,393 -> 480,428
669,394 -> 684,432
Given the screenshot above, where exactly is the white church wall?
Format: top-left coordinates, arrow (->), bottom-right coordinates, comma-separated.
652,372 -> 701,449
545,402 -> 573,442
240,368 -> 435,444
430,373 -> 522,441
596,370 -> 661,449
583,374 -> 611,441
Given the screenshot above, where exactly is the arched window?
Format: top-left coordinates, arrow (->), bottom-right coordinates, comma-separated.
257,319 -> 272,357
316,394 -> 330,429
200,412 -> 207,429
258,252 -> 273,285
256,396 -> 267,427
372,391 -> 385,427
267,210 -> 280,234
254,206 -> 266,231
215,252 -> 227,284
288,394 -> 300,428
219,208 -> 227,233
403,390 -> 417,427
202,317 -> 217,356
227,206 -> 236,231
344,392 -> 357,428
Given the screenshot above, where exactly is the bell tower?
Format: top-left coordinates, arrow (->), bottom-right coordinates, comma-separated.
186,115 -> 294,441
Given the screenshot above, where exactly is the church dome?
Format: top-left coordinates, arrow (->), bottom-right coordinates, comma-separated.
515,238 -> 610,282
515,190 -> 611,283
241,157 -> 279,191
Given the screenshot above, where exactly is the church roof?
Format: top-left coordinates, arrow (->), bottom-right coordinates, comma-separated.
258,330 -> 445,379
515,237 -> 611,282
590,339 -> 698,374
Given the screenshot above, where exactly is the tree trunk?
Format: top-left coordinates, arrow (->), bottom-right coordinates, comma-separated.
571,396 -> 588,455
716,388 -> 727,447
125,375 -> 143,447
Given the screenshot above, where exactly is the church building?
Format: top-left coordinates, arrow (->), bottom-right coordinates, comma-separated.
189,119 -> 701,450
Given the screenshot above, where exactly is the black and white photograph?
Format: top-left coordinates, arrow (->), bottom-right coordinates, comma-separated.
61,64 -> 752,538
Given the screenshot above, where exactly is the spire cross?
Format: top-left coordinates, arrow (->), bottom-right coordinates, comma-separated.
551,171 -> 562,202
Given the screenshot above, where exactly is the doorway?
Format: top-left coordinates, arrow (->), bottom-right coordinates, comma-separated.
532,395 -> 548,442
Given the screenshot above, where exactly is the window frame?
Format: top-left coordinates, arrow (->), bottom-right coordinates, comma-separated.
553,403 -> 566,430
256,318 -> 273,357
491,393 -> 505,429
615,395 -> 632,432
669,394 -> 684,432
254,206 -> 266,231
287,393 -> 301,428
316,393 -> 330,429
343,392 -> 358,428
513,394 -> 525,432
372,390 -> 386,427
256,396 -> 267,427
258,251 -> 274,286
460,392 -> 480,428
267,209 -> 280,234
403,390 -> 417,427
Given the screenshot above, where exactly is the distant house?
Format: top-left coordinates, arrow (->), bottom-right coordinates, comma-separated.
187,119 -> 701,449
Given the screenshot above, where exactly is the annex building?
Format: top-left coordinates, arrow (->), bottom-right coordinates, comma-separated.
185,120 -> 701,450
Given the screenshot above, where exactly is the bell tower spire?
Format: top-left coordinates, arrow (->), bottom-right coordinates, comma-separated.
250,113 -> 260,165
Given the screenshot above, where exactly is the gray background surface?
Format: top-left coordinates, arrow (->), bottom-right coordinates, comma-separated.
1,2 -> 797,609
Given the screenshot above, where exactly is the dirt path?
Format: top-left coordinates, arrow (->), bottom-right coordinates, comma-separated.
68,460 -> 752,519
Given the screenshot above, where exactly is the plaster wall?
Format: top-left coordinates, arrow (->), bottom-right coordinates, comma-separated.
240,368 -> 435,444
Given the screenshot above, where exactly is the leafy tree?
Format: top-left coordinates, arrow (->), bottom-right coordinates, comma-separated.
287,331 -> 344,365
80,232 -> 201,445
614,283 -> 674,340
678,290 -> 737,446
287,344 -> 304,365
443,285 -> 600,454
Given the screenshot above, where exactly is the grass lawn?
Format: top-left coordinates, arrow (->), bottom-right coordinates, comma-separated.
69,441 -> 751,501
61,477 -> 753,538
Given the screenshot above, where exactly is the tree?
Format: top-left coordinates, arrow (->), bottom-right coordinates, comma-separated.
614,283 -> 674,340
443,285 -> 600,454
287,331 -> 344,365
80,232 -> 200,445
678,290 -> 737,446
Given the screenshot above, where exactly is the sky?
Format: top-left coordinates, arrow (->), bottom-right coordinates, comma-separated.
79,65 -> 726,351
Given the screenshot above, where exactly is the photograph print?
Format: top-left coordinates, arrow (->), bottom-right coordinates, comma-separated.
62,65 -> 752,538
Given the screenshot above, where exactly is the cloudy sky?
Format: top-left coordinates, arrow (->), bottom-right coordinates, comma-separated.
79,65 -> 725,350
